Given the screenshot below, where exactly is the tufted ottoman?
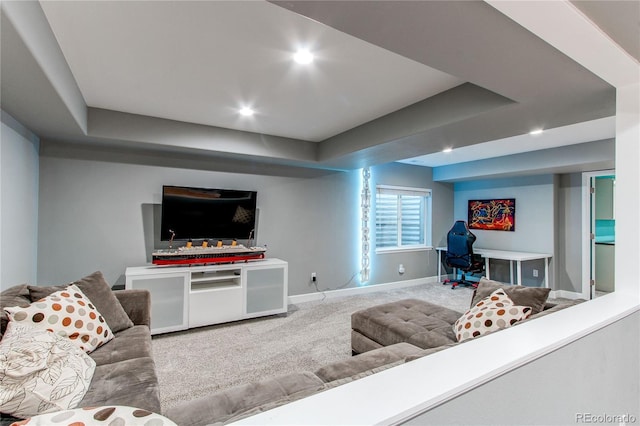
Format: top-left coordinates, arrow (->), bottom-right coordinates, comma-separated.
351,299 -> 463,354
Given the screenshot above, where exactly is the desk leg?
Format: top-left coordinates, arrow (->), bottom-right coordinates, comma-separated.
437,250 -> 442,282
509,261 -> 514,284
544,257 -> 549,288
517,261 -> 522,286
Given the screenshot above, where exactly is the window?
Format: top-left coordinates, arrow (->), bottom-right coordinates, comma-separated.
375,185 -> 432,252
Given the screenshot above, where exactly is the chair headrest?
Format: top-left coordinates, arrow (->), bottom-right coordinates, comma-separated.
450,220 -> 469,234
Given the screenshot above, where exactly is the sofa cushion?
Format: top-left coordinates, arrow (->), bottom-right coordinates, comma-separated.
89,325 -> 153,366
6,285 -> 114,353
471,277 -> 551,315
0,322 -> 95,419
28,271 -> 134,333
455,289 -> 532,342
78,357 -> 161,415
315,342 -> 422,383
351,299 -> 461,350
518,298 -> 584,324
405,342 -> 460,362
113,289 -> 151,327
351,329 -> 385,354
324,359 -> 406,390
164,371 -> 326,426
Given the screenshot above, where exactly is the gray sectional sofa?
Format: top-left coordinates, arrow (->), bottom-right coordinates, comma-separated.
0,273 -> 161,424
351,277 -> 578,355
1,274 -> 582,426
165,341 -> 428,425
166,278 -> 583,425
80,289 -> 161,411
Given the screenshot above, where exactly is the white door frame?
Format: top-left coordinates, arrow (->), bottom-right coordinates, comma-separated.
581,169 -> 615,300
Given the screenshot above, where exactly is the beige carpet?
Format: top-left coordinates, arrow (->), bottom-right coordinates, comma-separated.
152,281 -> 476,411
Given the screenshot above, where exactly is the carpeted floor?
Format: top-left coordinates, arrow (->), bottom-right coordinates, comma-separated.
152,281 -> 476,411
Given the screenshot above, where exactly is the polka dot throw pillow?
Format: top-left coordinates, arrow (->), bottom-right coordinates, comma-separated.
454,289 -> 532,342
5,284 -> 114,353
9,405 -> 177,426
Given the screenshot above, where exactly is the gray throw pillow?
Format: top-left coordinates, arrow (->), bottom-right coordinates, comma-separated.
470,277 -> 551,315
0,284 -> 32,338
28,271 -> 134,333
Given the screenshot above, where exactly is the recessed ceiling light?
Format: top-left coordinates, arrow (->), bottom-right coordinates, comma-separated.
293,49 -> 314,65
529,129 -> 544,135
442,147 -> 453,153
239,107 -> 254,117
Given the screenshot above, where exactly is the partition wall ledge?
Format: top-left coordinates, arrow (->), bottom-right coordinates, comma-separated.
234,289 -> 639,425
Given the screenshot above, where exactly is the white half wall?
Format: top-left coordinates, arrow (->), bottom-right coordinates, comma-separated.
405,310 -> 639,425
1,111 -> 39,289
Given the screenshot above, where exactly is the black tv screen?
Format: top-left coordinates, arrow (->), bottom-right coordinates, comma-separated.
160,186 -> 257,241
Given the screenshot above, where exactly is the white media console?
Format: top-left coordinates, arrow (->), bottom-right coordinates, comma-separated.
125,258 -> 288,335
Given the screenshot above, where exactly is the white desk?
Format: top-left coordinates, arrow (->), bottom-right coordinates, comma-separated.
436,247 -> 552,288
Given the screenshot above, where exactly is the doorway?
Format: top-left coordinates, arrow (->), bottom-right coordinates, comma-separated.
581,170 -> 615,300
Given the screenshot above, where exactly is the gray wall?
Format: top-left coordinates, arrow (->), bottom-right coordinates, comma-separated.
453,175 -> 555,287
36,146 -> 453,294
0,111 -> 39,289
404,311 -> 640,425
369,163 -> 454,284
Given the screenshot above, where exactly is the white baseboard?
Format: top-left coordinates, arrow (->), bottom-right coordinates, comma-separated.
288,276 -> 442,304
289,278 -> 585,304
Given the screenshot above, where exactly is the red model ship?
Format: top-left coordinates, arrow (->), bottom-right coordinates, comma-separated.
152,244 -> 266,266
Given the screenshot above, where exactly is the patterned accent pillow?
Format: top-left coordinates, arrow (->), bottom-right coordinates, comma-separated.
9,405 -> 177,426
454,289 -> 532,342
28,271 -> 134,333
5,285 -> 114,353
0,322 -> 96,419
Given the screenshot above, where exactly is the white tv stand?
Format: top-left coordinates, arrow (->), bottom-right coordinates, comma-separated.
125,258 -> 288,335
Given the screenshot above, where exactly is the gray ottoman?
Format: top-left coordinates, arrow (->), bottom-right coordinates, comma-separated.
351,298 -> 462,354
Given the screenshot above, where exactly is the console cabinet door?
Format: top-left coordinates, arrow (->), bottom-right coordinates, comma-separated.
126,272 -> 189,335
244,263 -> 287,318
189,287 -> 243,327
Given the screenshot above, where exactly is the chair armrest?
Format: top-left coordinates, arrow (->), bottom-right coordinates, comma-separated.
114,289 -> 151,327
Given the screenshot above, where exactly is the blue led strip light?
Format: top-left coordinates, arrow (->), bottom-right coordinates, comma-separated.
361,167 -> 371,283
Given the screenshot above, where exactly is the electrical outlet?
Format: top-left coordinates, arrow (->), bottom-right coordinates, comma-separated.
532,269 -> 539,278
311,272 -> 317,283
398,264 -> 405,274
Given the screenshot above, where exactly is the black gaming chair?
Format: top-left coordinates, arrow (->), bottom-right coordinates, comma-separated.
444,220 -> 485,289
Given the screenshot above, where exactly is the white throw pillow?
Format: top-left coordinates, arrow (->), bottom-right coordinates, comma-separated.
5,284 -> 114,353
0,322 -> 96,419
454,289 -> 533,342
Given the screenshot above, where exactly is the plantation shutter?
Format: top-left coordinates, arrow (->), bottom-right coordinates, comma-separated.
375,193 -> 398,248
375,186 -> 431,249
400,195 -> 424,245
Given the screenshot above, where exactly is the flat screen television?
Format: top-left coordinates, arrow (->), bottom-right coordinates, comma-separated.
160,185 -> 257,241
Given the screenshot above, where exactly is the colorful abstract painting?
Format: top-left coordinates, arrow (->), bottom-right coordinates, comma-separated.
468,199 -> 516,231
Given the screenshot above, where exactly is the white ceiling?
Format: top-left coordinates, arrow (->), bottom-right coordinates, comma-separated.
3,0 -> 632,175
39,0 -> 463,142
